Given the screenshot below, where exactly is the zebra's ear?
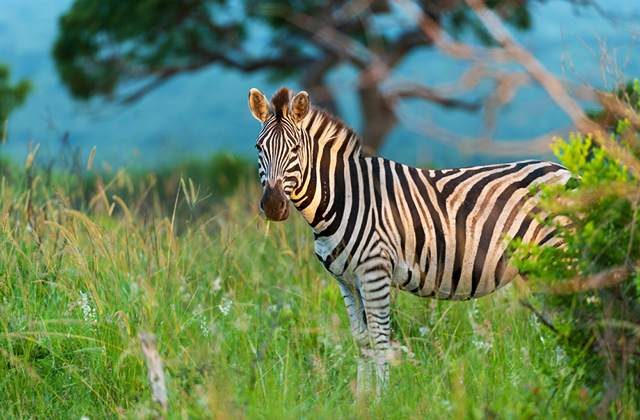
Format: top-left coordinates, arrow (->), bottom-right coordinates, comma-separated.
249,88 -> 270,122
290,91 -> 310,124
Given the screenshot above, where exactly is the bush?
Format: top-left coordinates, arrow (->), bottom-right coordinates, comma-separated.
513,80 -> 640,416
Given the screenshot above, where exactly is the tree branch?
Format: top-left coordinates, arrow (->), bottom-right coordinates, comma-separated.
393,0 -> 516,63
464,0 -> 640,178
301,53 -> 341,115
119,53 -> 306,104
395,97 -> 574,156
520,299 -> 562,335
385,82 -> 481,111
384,29 -> 433,68
531,264 -> 633,295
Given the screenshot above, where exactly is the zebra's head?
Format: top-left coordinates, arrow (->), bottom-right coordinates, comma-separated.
249,87 -> 310,221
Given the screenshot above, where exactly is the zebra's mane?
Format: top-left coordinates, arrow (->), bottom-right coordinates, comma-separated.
304,107 -> 363,158
270,87 -> 292,120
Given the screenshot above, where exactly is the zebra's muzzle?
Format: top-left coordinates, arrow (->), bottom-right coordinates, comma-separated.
260,180 -> 290,221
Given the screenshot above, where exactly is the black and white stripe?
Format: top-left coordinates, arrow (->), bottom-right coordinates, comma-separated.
249,87 -> 572,393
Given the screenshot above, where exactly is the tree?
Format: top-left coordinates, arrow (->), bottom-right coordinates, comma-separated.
52,0 -> 536,154
0,63 -> 32,129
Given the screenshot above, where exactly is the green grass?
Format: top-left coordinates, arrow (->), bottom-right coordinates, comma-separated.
0,162 -> 612,419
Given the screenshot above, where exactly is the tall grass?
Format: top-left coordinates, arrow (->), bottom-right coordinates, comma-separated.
0,156 -> 602,419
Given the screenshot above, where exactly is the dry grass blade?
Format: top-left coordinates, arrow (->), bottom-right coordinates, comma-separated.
0,346 -> 43,382
180,177 -> 191,208
87,146 -> 96,171
138,331 -> 168,418
65,209 -> 111,262
598,93 -> 640,132
532,264 -> 634,295
25,142 -> 40,169
545,182 -> 640,213
88,185 -> 110,212
112,195 -> 133,223
169,183 -> 180,246
44,220 -> 78,247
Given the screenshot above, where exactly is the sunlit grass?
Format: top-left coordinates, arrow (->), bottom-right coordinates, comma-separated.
0,161 -> 612,419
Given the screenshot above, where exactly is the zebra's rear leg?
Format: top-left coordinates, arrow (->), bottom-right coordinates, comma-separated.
359,271 -> 391,398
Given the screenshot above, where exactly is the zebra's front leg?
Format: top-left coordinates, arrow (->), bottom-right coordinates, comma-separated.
339,276 -> 392,397
337,282 -> 372,397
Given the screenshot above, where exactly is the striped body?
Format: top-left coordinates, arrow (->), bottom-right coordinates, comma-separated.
302,157 -> 569,301
249,87 -> 571,394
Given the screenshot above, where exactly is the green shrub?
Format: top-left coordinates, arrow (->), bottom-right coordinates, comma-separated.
513,81 -> 640,417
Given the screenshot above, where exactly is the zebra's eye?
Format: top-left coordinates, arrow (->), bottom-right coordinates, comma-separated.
255,144 -> 262,153
292,144 -> 301,154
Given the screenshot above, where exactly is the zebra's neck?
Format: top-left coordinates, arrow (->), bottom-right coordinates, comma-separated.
290,108 -> 363,233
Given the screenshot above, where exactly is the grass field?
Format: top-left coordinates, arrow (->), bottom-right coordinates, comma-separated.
0,161 -> 603,419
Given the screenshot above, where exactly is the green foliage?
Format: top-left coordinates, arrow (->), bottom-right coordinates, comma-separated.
52,0 -> 537,102
447,0 -> 531,45
53,0 -> 246,99
512,81 -> 640,415
552,134 -> 629,184
102,151 -> 257,222
185,151 -> 256,198
0,63 -> 32,124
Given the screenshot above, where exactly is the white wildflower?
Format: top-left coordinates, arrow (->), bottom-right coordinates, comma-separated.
200,319 -> 210,337
441,400 -> 452,411
212,277 -> 222,292
79,291 -> 97,326
472,339 -> 493,352
419,326 -> 430,337
218,298 -> 232,316
192,304 -> 210,337
232,313 -> 251,332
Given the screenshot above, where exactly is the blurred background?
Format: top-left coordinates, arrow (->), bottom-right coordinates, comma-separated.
1,0 -> 639,171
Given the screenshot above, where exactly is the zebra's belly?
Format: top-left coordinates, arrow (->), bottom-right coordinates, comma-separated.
315,232 -> 522,300
392,260 -> 520,301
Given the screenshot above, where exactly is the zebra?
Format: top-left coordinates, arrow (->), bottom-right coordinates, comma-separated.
248,86 -> 572,395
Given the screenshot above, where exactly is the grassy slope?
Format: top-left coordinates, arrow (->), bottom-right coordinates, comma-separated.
0,163 -> 598,419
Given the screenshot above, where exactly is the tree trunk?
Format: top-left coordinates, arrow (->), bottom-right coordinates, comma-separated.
302,54 -> 340,116
358,85 -> 397,156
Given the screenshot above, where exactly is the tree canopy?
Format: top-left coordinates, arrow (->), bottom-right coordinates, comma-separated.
53,0 -> 536,153
0,63 -> 32,126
